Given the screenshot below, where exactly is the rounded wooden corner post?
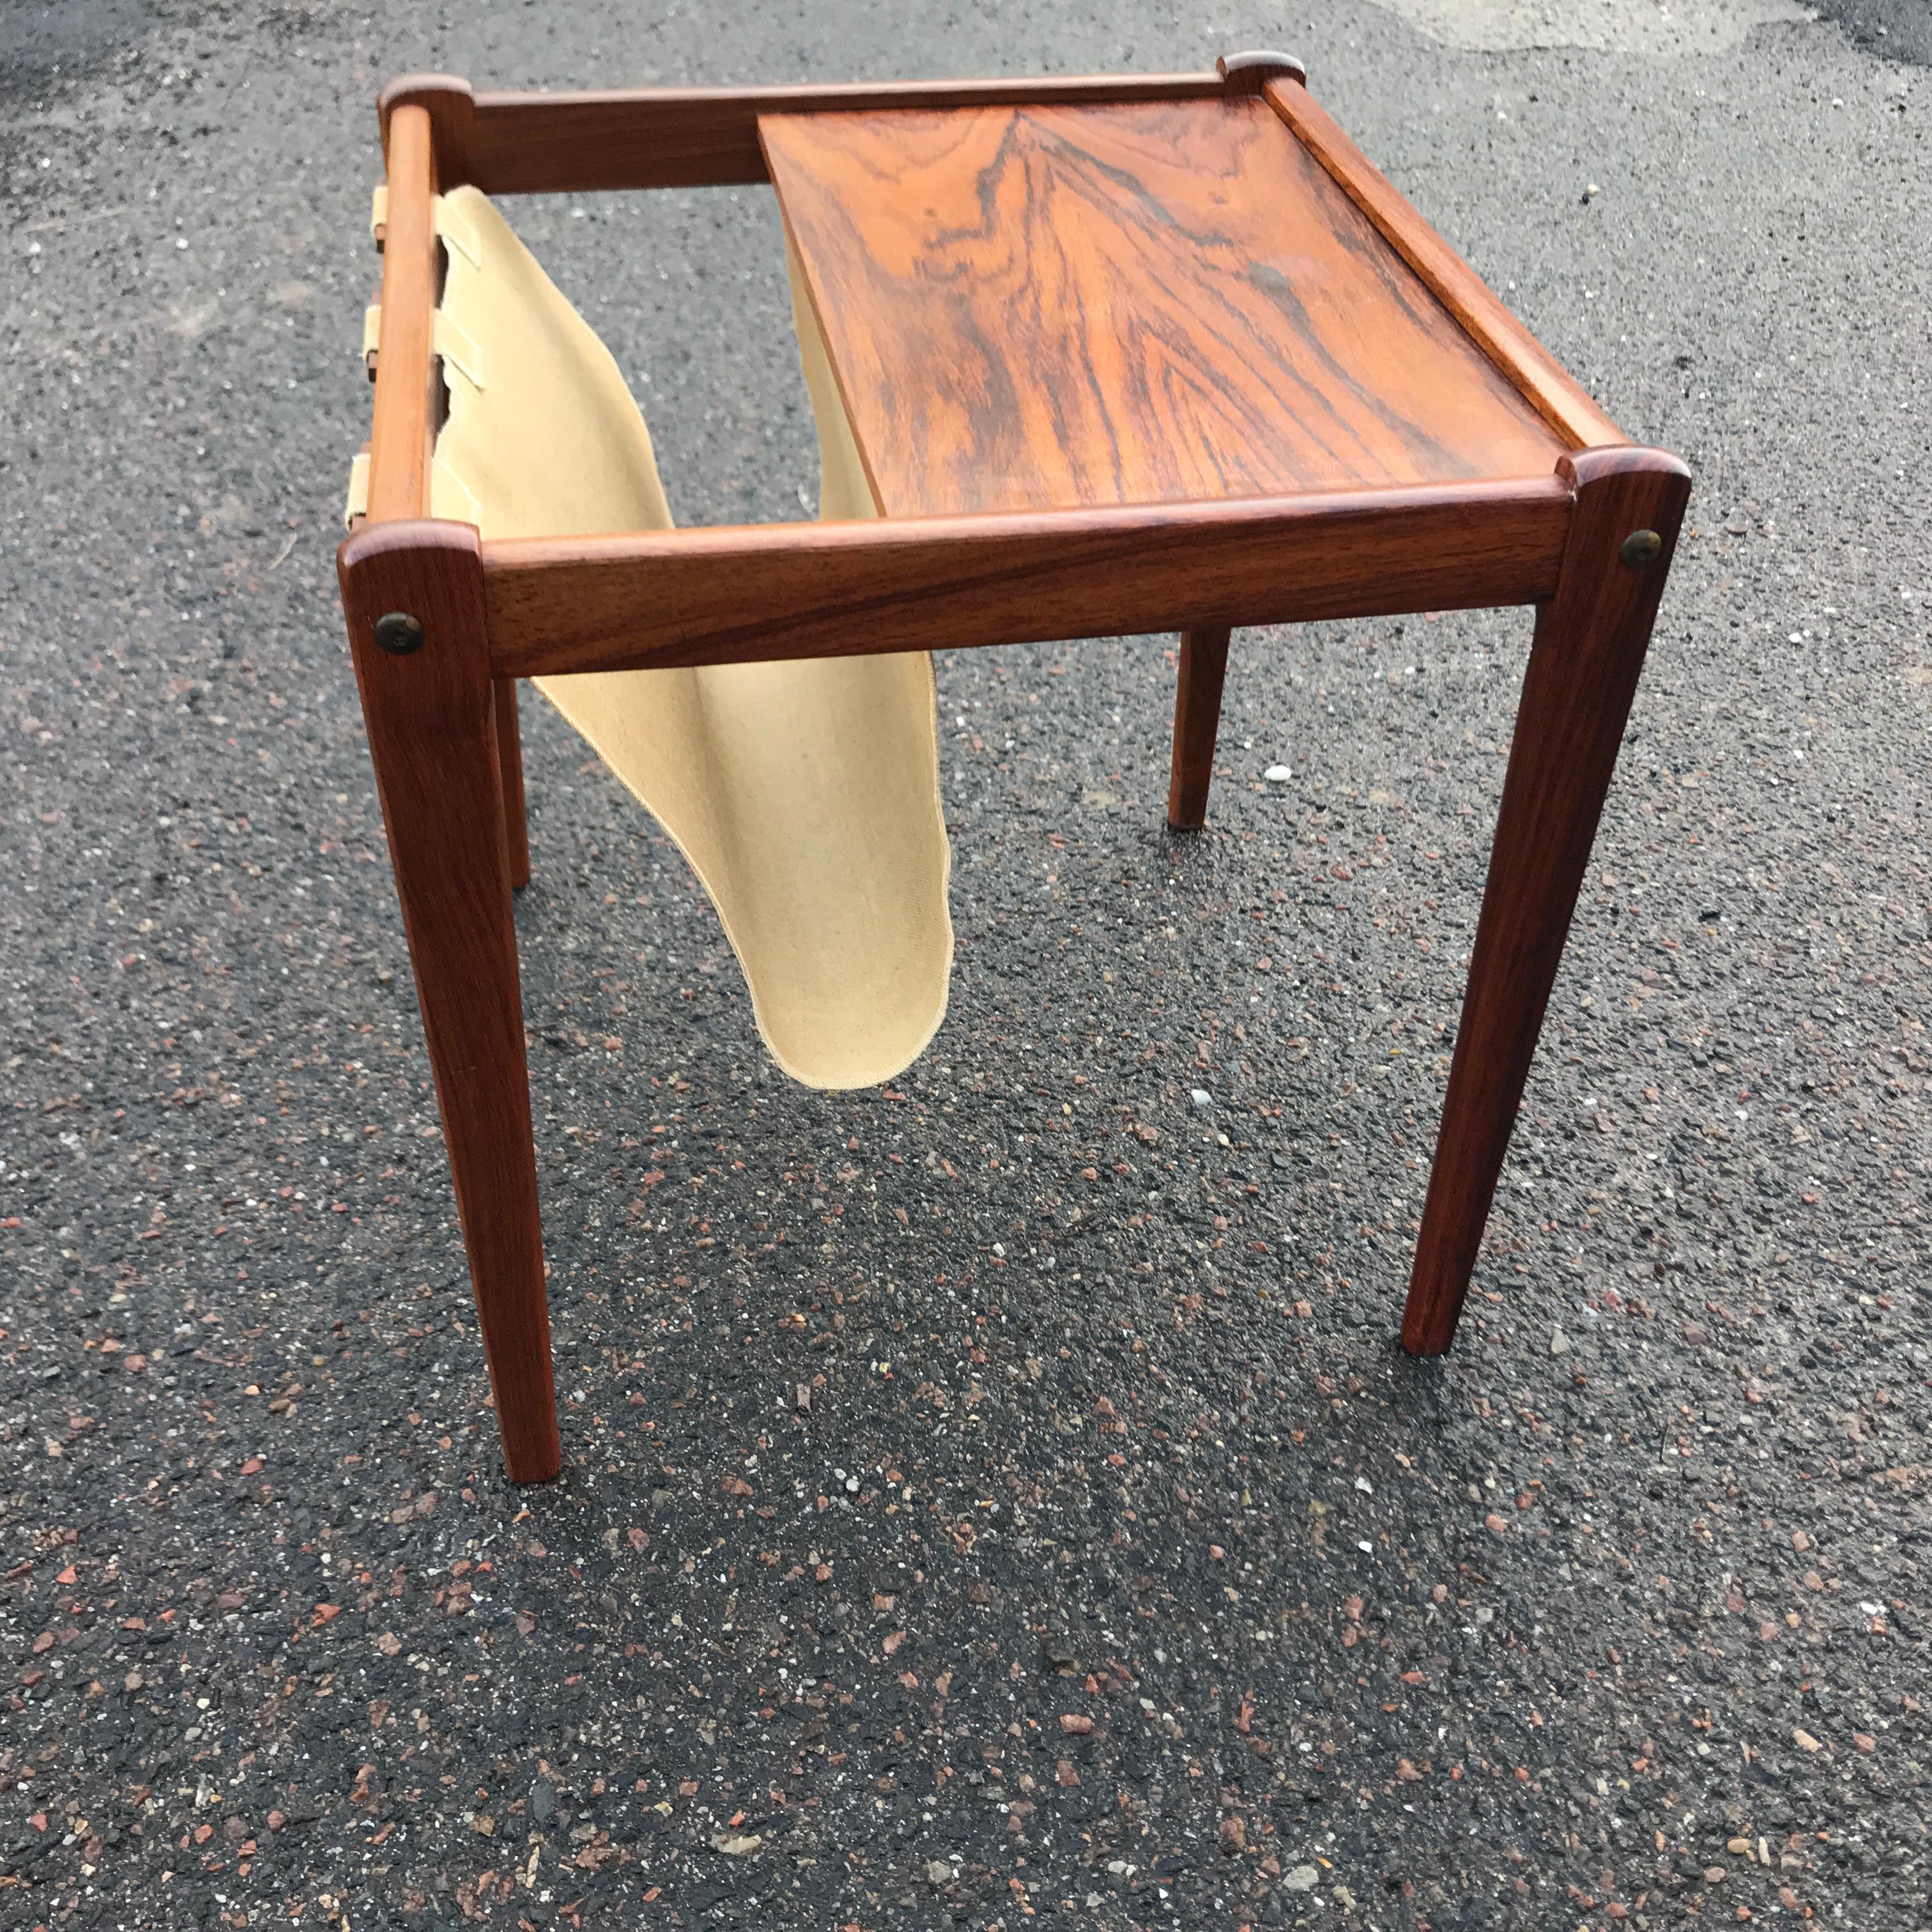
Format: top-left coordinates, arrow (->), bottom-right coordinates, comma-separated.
1400,446 -> 1690,1356
379,73 -> 478,188
337,519 -> 561,1482
1216,50 -> 1307,95
1166,626 -> 1233,831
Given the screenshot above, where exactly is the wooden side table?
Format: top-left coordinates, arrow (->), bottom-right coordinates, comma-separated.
339,54 -> 1688,1480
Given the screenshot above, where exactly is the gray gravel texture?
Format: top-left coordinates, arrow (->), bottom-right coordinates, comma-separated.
3,3 -> 1930,1929
1814,0 -> 1932,67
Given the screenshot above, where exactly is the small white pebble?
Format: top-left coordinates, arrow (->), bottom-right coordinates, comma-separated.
1263,765 -> 1291,783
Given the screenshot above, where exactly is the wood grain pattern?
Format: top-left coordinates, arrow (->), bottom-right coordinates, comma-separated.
1166,625 -> 1231,829
762,97 -> 1565,517
1262,79 -> 1625,452
1402,446 -> 1689,1355
479,476 -> 1572,678
365,105 -> 439,523
336,519 -> 560,1481
379,72 -> 1232,193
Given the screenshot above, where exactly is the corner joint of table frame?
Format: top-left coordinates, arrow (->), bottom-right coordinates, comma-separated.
379,73 -> 477,188
1218,50 -> 1307,95
1555,444 -> 1694,559
337,517 -> 486,645
1556,444 -> 1691,498
1535,443 -> 1692,629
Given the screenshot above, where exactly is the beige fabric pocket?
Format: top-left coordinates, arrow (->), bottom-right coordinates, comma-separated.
421,185 -> 952,1089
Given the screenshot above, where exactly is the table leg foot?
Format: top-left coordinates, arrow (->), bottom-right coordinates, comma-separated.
1402,447 -> 1689,1355
1166,625 -> 1232,830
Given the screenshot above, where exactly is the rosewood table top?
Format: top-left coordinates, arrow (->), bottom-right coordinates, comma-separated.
762,94 -> 1569,520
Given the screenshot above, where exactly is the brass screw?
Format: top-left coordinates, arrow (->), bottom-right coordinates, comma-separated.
372,611 -> 424,656
1619,529 -> 1663,569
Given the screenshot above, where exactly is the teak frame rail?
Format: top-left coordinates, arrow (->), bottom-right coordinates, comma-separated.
338,57 -> 1689,1482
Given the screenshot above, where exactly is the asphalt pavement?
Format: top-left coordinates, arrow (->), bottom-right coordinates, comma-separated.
2,3 -> 1929,1928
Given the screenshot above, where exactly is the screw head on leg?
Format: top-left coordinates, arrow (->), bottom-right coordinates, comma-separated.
372,611 -> 425,655
1618,529 -> 1663,569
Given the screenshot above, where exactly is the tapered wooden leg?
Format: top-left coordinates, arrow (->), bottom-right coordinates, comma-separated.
493,677 -> 531,889
1403,447 -> 1690,1354
1167,625 -> 1232,829
337,519 -> 562,1479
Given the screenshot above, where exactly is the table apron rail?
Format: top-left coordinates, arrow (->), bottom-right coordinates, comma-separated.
477,477 -> 1573,677
364,103 -> 439,523
383,73 -> 1235,194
